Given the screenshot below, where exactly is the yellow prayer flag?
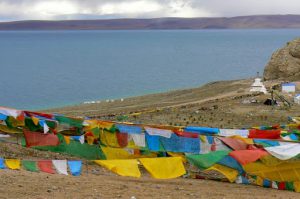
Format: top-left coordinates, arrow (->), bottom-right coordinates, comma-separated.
83,120 -> 99,130
99,130 -> 120,148
243,161 -> 300,182
256,176 -> 264,186
64,136 -> 70,144
167,152 -> 187,163
94,159 -> 141,178
229,135 -> 254,144
5,159 -> 21,170
101,146 -> 132,159
139,157 -> 186,179
97,121 -> 114,129
87,136 -> 94,145
260,155 -> 286,166
205,164 -> 238,183
127,139 -> 139,149
31,116 -> 39,126
199,135 -> 206,143
7,116 -> 25,127
294,181 -> 300,192
0,124 -> 22,134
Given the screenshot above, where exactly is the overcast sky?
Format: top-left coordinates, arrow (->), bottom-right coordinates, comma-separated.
0,0 -> 300,21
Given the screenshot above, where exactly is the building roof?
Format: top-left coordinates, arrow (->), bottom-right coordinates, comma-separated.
282,83 -> 296,87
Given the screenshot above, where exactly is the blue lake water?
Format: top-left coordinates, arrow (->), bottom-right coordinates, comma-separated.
0,29 -> 299,110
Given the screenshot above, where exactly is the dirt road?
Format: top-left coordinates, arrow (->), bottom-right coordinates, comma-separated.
0,169 -> 298,199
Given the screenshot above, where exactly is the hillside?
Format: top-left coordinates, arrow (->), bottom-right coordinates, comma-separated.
45,78 -> 300,129
2,78 -> 300,198
1,15 -> 300,30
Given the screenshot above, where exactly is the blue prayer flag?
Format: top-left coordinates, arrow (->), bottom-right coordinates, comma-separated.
0,114 -> 7,121
115,124 -> 142,134
68,160 -> 82,176
263,179 -> 271,187
160,134 -> 200,153
184,126 -> 219,134
218,156 -> 244,174
145,133 -> 161,151
0,158 -> 6,169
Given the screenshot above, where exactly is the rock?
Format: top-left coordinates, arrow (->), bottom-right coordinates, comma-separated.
264,38 -> 300,81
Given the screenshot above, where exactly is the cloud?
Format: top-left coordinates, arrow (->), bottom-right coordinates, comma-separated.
33,1 -> 79,16
98,1 -> 162,16
0,0 -> 299,21
192,0 -> 300,17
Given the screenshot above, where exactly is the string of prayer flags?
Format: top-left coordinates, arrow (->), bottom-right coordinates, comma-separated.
0,158 -> 82,176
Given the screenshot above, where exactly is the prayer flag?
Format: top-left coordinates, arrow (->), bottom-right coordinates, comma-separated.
52,160 -> 68,175
139,157 -> 186,179
22,160 -> 38,172
38,160 -> 55,174
5,159 -> 21,170
68,160 -> 82,176
94,159 -> 141,178
24,130 -> 59,147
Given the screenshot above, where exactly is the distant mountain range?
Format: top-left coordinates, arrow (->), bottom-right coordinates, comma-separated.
1,15 -> 300,30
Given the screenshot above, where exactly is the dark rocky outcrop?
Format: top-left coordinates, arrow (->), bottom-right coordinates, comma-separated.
264,38 -> 300,81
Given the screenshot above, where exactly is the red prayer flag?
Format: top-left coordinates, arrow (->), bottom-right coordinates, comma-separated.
116,132 -> 128,147
219,137 -> 249,150
24,130 -> 59,147
38,160 -> 55,174
174,130 -> 198,138
278,182 -> 286,190
248,129 -> 281,139
24,111 -> 54,119
229,149 -> 268,165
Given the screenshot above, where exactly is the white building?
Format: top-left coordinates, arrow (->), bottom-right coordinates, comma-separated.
282,83 -> 296,93
250,77 -> 267,94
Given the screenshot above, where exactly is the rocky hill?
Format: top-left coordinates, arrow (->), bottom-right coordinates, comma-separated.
264,38 -> 300,81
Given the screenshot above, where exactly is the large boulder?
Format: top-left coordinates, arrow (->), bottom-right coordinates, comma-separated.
264,38 -> 300,81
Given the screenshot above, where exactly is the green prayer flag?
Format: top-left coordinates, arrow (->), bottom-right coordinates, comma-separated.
22,160 -> 38,172
34,134 -> 106,160
91,127 -> 100,138
55,115 -> 83,128
186,150 -> 230,170
25,117 -> 43,132
286,182 -> 294,191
